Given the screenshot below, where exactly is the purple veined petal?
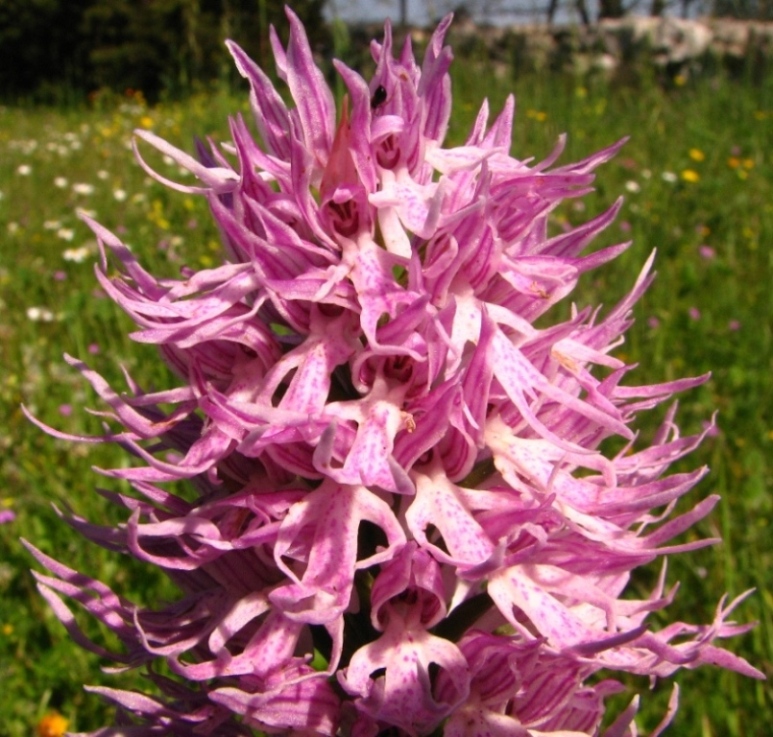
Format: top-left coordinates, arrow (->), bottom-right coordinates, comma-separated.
164,605 -> 306,682
130,591 -> 241,661
22,403 -> 118,445
61,355 -> 194,439
552,136 -> 629,176
81,214 -> 164,297
465,98 -> 490,147
23,541 -> 144,661
226,114 -> 291,201
391,379 -> 458,472
128,300 -> 264,349
283,6 -> 335,167
268,21 -> 288,80
425,143 -> 505,176
417,14 -> 453,145
487,563 -> 619,649
483,95 -> 517,152
85,687 -> 174,716
207,608 -> 303,679
226,40 -> 292,160
440,630 -> 629,737
601,694 -> 641,737
542,199 -> 626,260
125,509 -> 223,571
211,665 -> 341,736
333,60 -> 378,194
494,329 -> 635,444
444,710 -> 534,737
103,419 -> 233,480
133,130 -> 240,195
283,123 -> 342,253
81,684 -> 243,736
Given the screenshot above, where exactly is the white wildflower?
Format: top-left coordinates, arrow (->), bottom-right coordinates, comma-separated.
63,246 -> 91,263
72,183 -> 95,196
27,306 -> 54,322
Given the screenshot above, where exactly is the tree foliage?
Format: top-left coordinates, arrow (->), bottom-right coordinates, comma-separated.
0,0 -> 327,103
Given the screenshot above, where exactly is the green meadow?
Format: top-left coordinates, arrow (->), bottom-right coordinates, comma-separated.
0,59 -> 771,736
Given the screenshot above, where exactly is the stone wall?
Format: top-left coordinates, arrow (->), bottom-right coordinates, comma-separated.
443,17 -> 773,76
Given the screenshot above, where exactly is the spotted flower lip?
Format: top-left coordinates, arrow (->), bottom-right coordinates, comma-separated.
26,7 -> 762,737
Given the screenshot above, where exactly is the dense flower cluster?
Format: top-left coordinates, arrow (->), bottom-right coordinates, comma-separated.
26,9 -> 762,736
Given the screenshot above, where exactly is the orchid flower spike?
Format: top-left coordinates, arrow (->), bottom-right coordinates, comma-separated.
27,7 -> 762,737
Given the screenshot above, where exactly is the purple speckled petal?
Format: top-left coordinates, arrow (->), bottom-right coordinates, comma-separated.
406,467 -> 495,570
270,481 -> 405,625
339,551 -> 469,734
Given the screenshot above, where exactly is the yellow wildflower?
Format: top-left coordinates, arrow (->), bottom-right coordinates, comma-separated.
688,148 -> 705,162
37,713 -> 69,737
681,169 -> 700,183
526,109 -> 547,122
148,200 -> 170,230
